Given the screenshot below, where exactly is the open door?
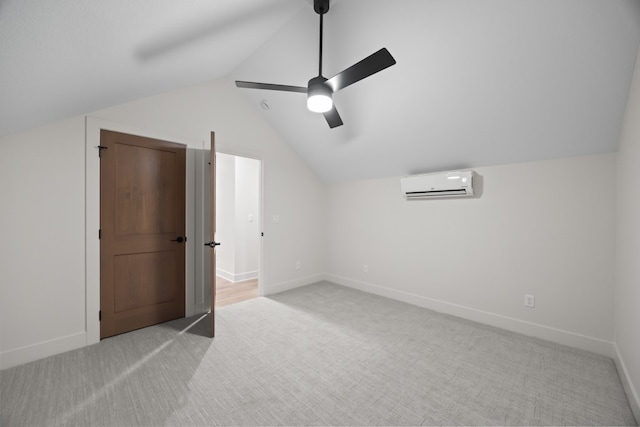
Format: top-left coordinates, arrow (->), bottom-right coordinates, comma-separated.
99,130 -> 186,338
206,132 -> 218,337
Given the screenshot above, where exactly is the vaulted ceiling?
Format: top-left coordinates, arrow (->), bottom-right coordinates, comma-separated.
2,0 -> 640,182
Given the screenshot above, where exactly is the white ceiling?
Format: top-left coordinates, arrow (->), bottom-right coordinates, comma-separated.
0,0 -> 305,135
2,0 -> 640,183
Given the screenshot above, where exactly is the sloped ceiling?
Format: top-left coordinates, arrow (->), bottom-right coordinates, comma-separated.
0,0 -> 305,135
2,0 -> 640,183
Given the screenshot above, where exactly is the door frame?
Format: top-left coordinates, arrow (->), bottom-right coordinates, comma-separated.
85,117 -> 201,345
193,145 -> 266,320
212,148 -> 265,299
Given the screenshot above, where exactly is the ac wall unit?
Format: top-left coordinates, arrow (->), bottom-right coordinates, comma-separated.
401,170 -> 477,199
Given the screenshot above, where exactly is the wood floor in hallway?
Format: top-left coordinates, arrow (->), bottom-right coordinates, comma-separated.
215,276 -> 258,307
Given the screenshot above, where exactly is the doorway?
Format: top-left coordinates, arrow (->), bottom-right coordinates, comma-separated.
208,152 -> 261,308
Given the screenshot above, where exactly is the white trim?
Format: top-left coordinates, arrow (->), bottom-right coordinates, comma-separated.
266,274 -> 325,296
325,274 -> 614,357
216,268 -> 259,283
185,148 -> 197,316
613,343 -> 640,422
0,332 -> 86,370
216,268 -> 235,283
85,116 -> 200,346
233,270 -> 259,282
85,117 -> 100,346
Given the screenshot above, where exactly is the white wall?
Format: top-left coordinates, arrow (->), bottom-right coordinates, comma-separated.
0,78 -> 326,369
615,47 -> 640,419
0,117 -> 88,367
325,154 -> 616,355
215,153 -> 260,282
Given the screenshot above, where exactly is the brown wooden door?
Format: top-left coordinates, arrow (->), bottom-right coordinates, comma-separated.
100,130 -> 186,339
209,132 -> 217,337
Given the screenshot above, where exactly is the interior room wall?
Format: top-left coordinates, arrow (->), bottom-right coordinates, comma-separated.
0,78 -> 326,369
0,117 -> 88,368
614,47 -> 640,419
325,153 -> 616,355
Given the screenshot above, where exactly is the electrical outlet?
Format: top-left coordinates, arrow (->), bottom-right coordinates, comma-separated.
524,294 -> 535,308
363,264 -> 369,273
296,261 -> 301,270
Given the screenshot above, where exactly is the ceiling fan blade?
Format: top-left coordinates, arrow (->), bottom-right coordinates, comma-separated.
326,48 -> 396,93
323,106 -> 343,128
235,81 -> 307,93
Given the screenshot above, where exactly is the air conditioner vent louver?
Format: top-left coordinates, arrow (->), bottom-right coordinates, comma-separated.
401,170 -> 476,200
406,189 -> 468,198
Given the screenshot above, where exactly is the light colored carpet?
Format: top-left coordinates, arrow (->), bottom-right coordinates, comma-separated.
0,281 -> 636,426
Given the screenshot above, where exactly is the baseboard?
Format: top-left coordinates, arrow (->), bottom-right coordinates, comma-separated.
0,331 -> 87,370
266,274 -> 326,296
326,274 -> 614,357
216,268 -> 258,283
613,343 -> 640,423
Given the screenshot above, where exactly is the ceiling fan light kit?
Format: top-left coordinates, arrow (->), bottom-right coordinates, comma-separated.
307,76 -> 333,113
235,0 -> 396,128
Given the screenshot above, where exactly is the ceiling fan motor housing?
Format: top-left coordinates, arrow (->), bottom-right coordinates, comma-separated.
308,76 -> 330,91
314,0 -> 330,15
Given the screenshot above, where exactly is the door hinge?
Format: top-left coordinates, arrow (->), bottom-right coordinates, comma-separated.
97,145 -> 108,157
98,229 -> 101,239
99,311 -> 102,321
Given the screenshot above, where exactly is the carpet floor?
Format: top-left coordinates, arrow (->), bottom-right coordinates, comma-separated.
0,281 -> 636,426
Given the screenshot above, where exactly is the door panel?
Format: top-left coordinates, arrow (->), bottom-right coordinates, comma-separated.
100,130 -> 186,339
114,143 -> 178,235
113,251 -> 177,311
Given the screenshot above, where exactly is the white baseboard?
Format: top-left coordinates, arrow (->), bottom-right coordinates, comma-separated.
216,268 -> 258,283
0,331 -> 87,370
266,274 -> 325,296
613,343 -> 640,423
325,274 -> 614,357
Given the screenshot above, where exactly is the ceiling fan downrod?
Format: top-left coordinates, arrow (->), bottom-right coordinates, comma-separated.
315,0 -> 330,77
318,12 -> 324,77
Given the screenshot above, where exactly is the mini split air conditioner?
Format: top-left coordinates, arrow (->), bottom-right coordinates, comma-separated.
401,170 -> 477,199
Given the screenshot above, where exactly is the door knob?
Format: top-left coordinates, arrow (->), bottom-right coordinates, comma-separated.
204,241 -> 221,248
171,236 -> 186,243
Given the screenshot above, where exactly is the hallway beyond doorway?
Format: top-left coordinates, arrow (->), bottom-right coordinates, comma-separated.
215,276 -> 258,307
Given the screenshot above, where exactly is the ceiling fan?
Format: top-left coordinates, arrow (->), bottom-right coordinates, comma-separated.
235,0 -> 396,128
